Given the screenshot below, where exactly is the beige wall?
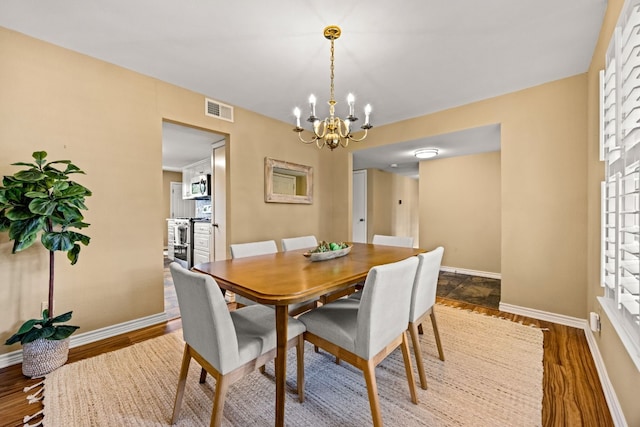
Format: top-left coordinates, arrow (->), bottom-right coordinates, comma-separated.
162,170 -> 182,247
366,169 -> 392,241
391,173 -> 419,246
340,73 -> 588,319
586,0 -> 640,425
363,169 -> 419,245
420,151 -> 501,273
0,27 -> 327,354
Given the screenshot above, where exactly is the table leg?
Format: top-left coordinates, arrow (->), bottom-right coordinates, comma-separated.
275,305 -> 288,427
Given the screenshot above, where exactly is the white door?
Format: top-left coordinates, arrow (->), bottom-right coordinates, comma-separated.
352,170 -> 367,243
170,182 -> 195,218
213,144 -> 227,260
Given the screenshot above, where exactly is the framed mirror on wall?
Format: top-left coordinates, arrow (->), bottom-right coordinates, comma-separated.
264,157 -> 313,204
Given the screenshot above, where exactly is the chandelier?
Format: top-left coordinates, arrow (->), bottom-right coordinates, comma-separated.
293,25 -> 372,150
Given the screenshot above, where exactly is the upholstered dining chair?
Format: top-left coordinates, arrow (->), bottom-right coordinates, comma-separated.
298,256 -> 420,427
169,263 -> 306,427
348,234 -> 416,302
281,235 -> 318,251
229,240 -> 316,316
408,247 -> 445,390
371,234 -> 415,248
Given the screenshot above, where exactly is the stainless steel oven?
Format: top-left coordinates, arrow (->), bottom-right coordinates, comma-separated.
173,218 -> 191,268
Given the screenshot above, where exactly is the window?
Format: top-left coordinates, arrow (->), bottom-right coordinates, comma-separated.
600,0 -> 640,370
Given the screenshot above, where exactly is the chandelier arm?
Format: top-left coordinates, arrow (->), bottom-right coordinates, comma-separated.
346,129 -> 369,143
295,131 -> 320,145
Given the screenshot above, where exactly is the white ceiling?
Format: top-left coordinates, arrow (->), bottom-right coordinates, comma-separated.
0,1 -> 606,174
162,123 -> 225,171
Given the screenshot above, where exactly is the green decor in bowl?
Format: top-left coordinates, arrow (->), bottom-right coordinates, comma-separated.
304,241 -> 351,262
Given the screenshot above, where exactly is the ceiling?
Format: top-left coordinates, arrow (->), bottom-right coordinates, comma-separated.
162,123 -> 225,171
0,1 -> 606,175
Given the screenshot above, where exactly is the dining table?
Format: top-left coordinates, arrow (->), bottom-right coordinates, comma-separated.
192,242 -> 425,426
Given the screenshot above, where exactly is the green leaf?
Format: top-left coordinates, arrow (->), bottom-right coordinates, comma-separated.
41,231 -> 74,251
4,333 -> 22,345
24,191 -> 49,199
29,198 -> 57,216
49,311 -> 73,324
59,184 -> 89,199
5,206 -> 35,221
0,213 -> 10,232
15,318 -> 39,335
32,151 -> 47,166
21,328 -> 45,344
14,169 -> 46,183
55,203 -> 82,223
69,231 -> 91,245
68,243 -> 80,265
49,325 -> 79,340
64,163 -> 85,175
12,232 -> 38,253
53,181 -> 69,192
10,162 -> 37,167
8,217 -> 44,243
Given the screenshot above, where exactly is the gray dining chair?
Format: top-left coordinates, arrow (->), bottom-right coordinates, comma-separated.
281,235 -> 318,251
298,256 -> 420,427
229,240 -> 316,316
408,247 -> 445,390
372,234 -> 415,248
169,263 -> 306,427
348,234 -> 416,302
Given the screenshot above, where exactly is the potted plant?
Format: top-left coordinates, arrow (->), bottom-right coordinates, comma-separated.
0,151 -> 91,377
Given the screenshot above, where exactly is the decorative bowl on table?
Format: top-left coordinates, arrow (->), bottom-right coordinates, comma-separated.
303,241 -> 352,262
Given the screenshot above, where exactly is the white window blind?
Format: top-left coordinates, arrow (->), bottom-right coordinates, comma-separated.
600,0 -> 640,371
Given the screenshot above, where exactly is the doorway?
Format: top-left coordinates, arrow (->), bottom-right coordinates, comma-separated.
162,121 -> 227,319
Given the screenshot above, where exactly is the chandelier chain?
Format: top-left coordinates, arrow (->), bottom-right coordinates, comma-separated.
330,39 -> 335,107
292,25 -> 372,150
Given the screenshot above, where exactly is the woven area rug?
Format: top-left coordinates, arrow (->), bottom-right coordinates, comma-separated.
41,304 -> 543,426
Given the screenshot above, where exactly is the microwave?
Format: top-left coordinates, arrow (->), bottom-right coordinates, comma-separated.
189,174 -> 211,199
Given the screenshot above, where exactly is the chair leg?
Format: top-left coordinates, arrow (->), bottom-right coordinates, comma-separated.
408,322 -> 428,390
363,359 -> 383,427
430,310 -> 445,361
210,374 -> 230,427
296,334 -> 305,402
259,365 -> 266,374
199,367 -> 208,383
401,331 -> 418,404
172,345 -> 192,424
417,323 -> 424,335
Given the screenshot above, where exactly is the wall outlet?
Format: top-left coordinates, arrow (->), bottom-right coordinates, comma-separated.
40,301 -> 53,314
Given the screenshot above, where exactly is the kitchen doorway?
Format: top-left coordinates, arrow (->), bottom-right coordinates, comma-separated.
162,121 -> 227,319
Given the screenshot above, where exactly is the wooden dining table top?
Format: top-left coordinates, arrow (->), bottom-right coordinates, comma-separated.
192,242 -> 426,305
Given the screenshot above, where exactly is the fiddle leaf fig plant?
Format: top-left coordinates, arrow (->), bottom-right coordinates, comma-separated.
0,151 -> 91,345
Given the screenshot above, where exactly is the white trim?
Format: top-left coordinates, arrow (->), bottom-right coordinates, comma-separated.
584,323 -> 628,427
0,312 -> 168,369
500,302 -> 627,426
598,297 -> 640,371
499,302 -> 586,329
440,265 -> 501,280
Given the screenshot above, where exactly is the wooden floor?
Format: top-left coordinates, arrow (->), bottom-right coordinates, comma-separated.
0,298 -> 613,427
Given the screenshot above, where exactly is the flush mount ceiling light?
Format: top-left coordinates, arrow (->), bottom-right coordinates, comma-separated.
293,25 -> 372,150
414,149 -> 439,159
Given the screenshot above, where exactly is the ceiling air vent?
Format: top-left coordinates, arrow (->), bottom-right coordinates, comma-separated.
205,98 -> 234,122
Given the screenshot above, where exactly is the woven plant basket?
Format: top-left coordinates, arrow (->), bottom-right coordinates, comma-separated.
22,338 -> 69,377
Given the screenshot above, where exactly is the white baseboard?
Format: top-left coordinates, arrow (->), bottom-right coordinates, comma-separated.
499,303 -> 627,427
440,265 -> 501,280
0,312 -> 168,369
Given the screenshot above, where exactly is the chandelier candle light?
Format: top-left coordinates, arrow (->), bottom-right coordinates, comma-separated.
293,25 -> 372,150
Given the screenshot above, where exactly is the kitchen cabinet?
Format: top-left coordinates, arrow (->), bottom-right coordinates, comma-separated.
192,221 -> 211,265
182,158 -> 212,199
167,219 -> 176,260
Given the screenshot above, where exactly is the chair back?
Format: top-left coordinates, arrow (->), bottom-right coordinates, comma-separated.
281,235 -> 318,251
355,256 -> 419,359
230,240 -> 277,259
409,247 -> 445,322
169,263 -> 240,373
372,234 -> 414,248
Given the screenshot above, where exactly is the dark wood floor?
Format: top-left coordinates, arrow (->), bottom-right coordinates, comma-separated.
0,296 -> 613,427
